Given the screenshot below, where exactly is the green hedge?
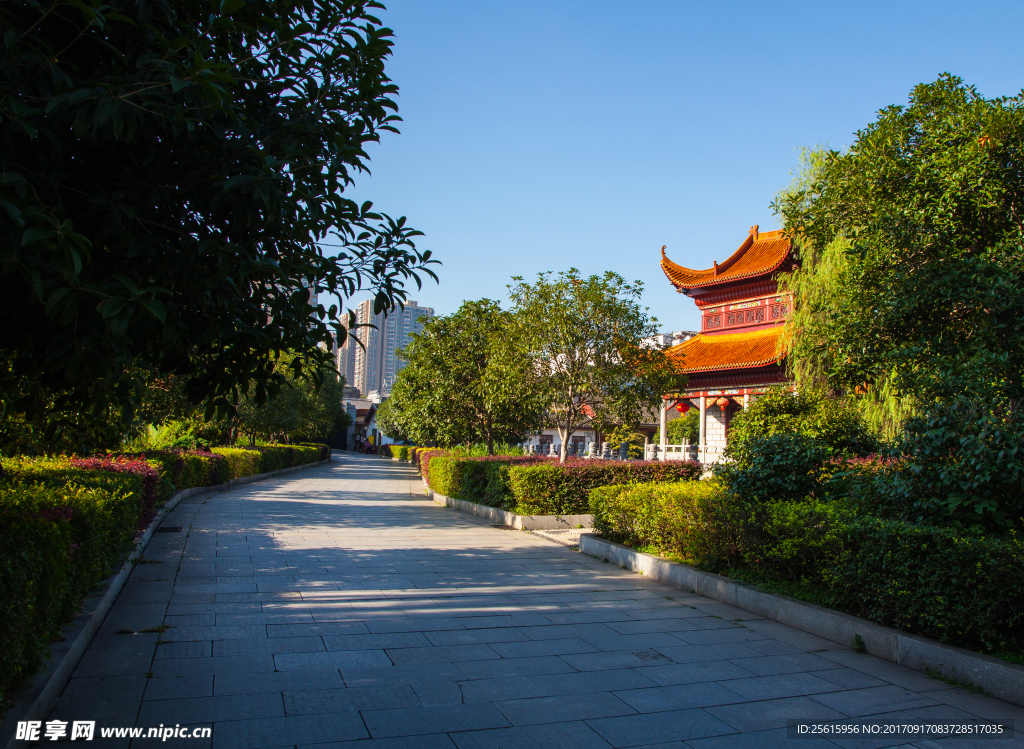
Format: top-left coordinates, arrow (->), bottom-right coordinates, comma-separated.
422,454 -> 555,509
212,443 -> 327,478
509,460 -> 704,516
0,457 -> 157,703
122,449 -> 228,501
424,456 -> 705,514
213,447 -> 264,479
831,519 -> 1024,653
590,480 -> 1024,655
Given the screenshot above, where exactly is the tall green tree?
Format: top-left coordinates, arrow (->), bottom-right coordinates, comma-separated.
776,74 -> 1024,407
375,300 -> 544,453
0,0 -> 436,442
775,75 -> 1024,527
507,269 -> 684,462
236,353 -> 349,444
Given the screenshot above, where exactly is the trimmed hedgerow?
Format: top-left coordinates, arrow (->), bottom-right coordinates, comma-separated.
211,443 -> 327,479
509,460 -> 703,516
0,458 -> 155,703
3,455 -> 160,523
212,447 -> 263,479
424,455 -> 554,507
416,449 -> 447,488
831,519 -> 1024,654
589,480 -> 1024,655
121,449 -> 228,500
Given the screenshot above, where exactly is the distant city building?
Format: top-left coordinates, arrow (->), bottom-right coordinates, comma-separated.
646,331 -> 698,349
336,300 -> 433,397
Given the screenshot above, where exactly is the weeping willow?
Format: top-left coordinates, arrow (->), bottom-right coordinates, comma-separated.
773,152 -> 915,440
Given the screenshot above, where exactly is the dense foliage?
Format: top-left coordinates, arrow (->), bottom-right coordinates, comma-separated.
0,0 -> 435,445
776,75 -> 1024,526
507,270 -> 684,461
666,409 -> 699,445
717,433 -> 829,503
424,454 -> 556,508
234,355 -> 350,445
726,387 -> 876,460
507,460 -> 703,516
1,456 -> 156,701
589,480 -> 1024,655
375,300 -> 543,453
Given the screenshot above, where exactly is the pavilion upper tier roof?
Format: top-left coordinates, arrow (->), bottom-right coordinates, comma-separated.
661,227 -> 792,291
668,326 -> 784,373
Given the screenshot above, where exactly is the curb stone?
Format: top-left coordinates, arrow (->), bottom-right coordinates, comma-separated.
578,533 -> 1024,709
0,456 -> 332,749
421,477 -> 592,531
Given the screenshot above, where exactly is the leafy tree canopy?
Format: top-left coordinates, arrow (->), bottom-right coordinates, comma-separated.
235,353 -> 349,444
507,269 -> 684,462
775,75 -> 1024,528
0,0 -> 435,442
727,386 -> 877,460
374,300 -> 545,454
776,74 -> 1024,407
667,409 -> 699,445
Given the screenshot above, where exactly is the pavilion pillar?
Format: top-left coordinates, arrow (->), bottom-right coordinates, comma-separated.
699,396 -> 707,462
659,399 -> 667,448
743,393 -> 749,409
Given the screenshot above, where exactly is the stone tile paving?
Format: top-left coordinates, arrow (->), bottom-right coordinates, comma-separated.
40,453 -> 1023,749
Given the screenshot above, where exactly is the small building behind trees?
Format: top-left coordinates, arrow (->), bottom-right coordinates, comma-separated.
659,226 -> 796,462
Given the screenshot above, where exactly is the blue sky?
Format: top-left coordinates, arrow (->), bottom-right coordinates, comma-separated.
347,0 -> 1024,332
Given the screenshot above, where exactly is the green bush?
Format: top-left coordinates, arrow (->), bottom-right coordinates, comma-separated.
212,443 -> 326,479
0,460 -> 153,702
425,456 -> 461,497
509,460 -> 703,516
831,519 -> 1024,653
213,447 -> 264,478
667,409 -> 699,444
422,454 -> 576,508
715,433 -> 829,502
122,450 -> 227,500
728,386 -> 877,458
590,480 -> 747,565
885,399 -> 1024,531
589,479 -> 1024,654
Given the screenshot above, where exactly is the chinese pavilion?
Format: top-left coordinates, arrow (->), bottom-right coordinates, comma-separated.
658,225 -> 796,463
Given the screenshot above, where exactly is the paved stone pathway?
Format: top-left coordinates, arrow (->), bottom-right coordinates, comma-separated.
47,453 -> 1023,748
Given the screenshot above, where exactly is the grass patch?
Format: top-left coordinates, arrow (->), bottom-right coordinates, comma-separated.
923,665 -> 984,694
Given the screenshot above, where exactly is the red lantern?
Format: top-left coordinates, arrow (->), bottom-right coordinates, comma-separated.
675,402 -> 689,413
715,397 -> 730,408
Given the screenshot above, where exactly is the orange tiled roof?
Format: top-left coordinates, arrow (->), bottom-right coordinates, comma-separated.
668,326 -> 785,373
661,227 -> 791,290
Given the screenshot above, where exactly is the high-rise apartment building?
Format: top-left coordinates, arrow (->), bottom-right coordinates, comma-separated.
335,300 -> 433,397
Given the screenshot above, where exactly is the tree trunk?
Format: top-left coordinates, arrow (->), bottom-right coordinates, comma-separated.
558,426 -> 568,463
485,415 -> 494,456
